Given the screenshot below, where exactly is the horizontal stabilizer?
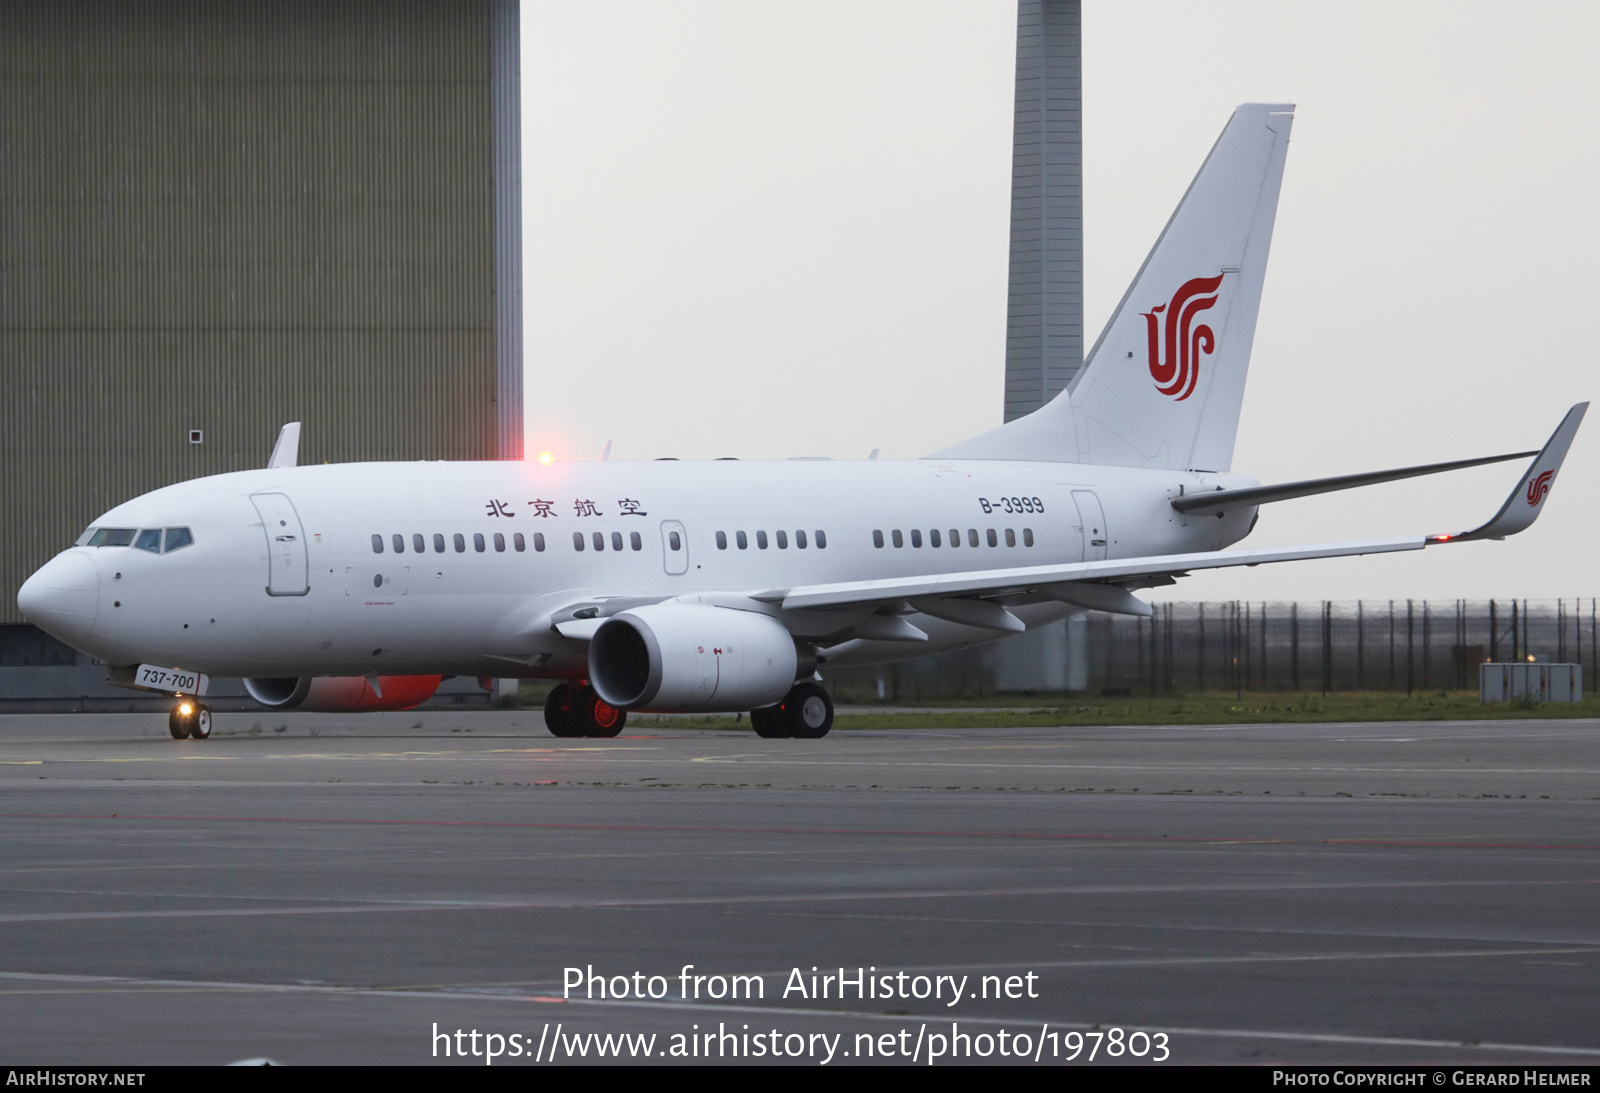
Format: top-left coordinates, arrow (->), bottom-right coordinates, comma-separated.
1172,450 -> 1537,514
1433,403 -> 1587,543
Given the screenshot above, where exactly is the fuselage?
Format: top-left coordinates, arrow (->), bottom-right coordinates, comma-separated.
19,458 -> 1257,679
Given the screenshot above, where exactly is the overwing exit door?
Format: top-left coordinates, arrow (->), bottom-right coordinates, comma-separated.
661,520 -> 689,576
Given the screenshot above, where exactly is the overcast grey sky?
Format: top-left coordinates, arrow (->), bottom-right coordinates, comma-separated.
520,1 -> 1599,603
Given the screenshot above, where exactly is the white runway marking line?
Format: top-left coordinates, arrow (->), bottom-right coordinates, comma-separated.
1,875 -> 1599,924
682,755 -> 1600,775
0,969 -> 1595,1058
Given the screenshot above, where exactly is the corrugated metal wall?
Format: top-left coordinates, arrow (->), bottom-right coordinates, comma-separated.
1003,0 -> 1083,423
0,0 -> 505,623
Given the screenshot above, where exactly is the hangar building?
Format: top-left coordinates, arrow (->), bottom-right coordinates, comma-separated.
0,0 -> 523,701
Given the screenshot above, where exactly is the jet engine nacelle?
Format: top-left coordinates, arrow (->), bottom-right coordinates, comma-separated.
588,604 -> 803,711
242,675 -> 443,712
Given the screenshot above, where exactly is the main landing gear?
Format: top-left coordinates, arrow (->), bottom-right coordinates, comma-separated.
544,682 -> 626,739
168,700 -> 212,740
750,682 -> 834,739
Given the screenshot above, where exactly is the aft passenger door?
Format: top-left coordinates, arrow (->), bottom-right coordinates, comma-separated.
250,492 -> 310,596
1072,490 -> 1108,562
660,520 -> 689,576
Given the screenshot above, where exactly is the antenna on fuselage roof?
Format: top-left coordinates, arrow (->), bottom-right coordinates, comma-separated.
868,449 -> 879,460
599,440 -> 613,461
267,422 -> 301,469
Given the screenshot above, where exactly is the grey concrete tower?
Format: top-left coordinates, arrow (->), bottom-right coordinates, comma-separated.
1003,0 -> 1083,422
490,0 -> 524,461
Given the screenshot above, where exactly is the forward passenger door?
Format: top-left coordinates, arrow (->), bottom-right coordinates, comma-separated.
250,493 -> 309,596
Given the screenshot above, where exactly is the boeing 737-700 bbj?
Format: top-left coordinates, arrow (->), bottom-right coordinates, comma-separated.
16,104 -> 1586,741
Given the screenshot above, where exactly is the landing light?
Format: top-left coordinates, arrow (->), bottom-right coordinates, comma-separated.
538,452 -> 553,466
179,703 -> 193,715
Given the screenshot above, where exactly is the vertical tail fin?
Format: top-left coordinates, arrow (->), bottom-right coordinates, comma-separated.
930,104 -> 1293,468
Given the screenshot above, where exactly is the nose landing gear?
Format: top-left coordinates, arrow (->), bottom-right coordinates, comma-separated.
168,700 -> 213,740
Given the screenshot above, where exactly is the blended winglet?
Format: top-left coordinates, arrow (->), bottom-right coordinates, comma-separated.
1432,403 -> 1587,543
267,422 -> 302,470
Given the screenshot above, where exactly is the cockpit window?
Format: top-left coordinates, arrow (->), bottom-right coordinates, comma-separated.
86,528 -> 137,547
81,526 -> 194,552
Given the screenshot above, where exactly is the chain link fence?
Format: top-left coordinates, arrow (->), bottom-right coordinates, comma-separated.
825,600 -> 1599,701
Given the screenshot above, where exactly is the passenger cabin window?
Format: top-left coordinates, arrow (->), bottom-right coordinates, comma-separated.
453,533 -> 466,553
735,531 -> 747,550
611,531 -> 623,552
891,530 -> 903,548
757,530 -> 769,549
413,533 -> 425,553
592,531 -> 604,551
630,531 -> 642,551
392,534 -> 405,554
968,529 -> 979,548
1023,528 -> 1034,547
1005,528 -> 1016,547
986,528 -> 998,547
371,534 -> 384,554
494,532 -> 506,552
716,531 -> 727,550
134,529 -> 162,553
873,530 -> 884,549
514,532 -> 526,552
474,533 -> 486,553
816,530 -> 826,549
949,528 -> 959,547
929,529 -> 941,548
796,530 -> 807,549
668,531 -> 682,551
433,533 -> 446,553
573,532 -> 585,551
776,530 -> 788,549
909,529 -> 921,548
534,532 -> 546,552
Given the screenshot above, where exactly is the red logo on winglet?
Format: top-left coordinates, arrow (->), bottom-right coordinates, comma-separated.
1144,274 -> 1224,402
1527,470 -> 1554,507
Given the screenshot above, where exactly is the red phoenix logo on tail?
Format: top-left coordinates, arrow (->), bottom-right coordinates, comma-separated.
1143,274 -> 1225,401
1527,470 -> 1554,506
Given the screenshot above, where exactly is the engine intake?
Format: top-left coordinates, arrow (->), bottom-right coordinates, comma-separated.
589,604 -> 802,711
242,675 -> 443,712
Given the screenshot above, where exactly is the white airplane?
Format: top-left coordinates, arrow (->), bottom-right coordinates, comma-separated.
16,103 -> 1585,742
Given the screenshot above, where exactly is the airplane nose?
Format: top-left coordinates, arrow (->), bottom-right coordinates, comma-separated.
17,551 -> 100,645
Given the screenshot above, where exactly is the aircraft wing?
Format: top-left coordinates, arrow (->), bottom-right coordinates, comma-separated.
780,537 -> 1424,611
782,403 -> 1586,615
